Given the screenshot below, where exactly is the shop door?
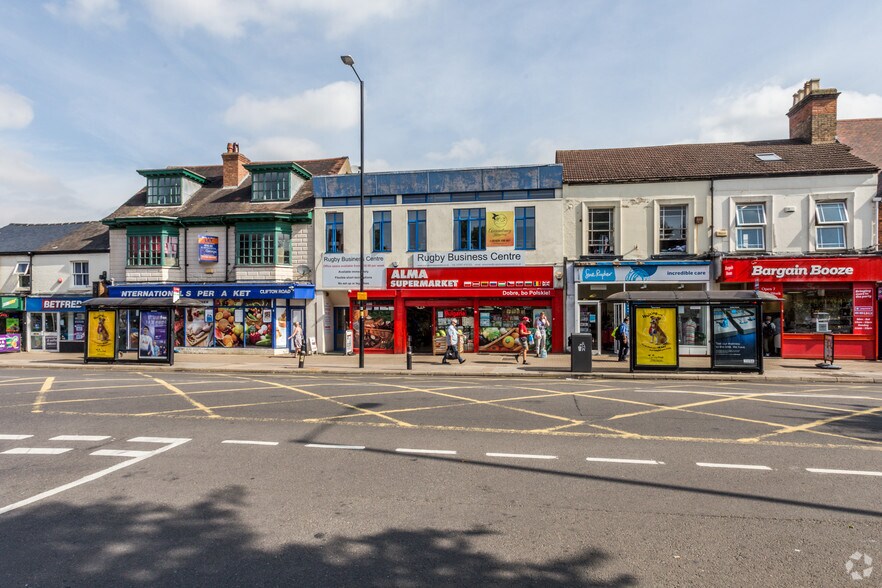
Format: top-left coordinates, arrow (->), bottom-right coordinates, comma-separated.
30,313 -> 59,351
406,307 -> 434,353
333,307 -> 349,351
578,302 -> 602,354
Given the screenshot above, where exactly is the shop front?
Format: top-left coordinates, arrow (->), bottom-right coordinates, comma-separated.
348,267 -> 563,355
571,261 -> 712,356
719,256 -> 882,360
0,297 -> 24,353
107,283 -> 314,353
24,296 -> 91,352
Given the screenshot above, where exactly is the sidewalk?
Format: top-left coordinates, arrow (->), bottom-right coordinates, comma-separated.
1,350 -> 881,383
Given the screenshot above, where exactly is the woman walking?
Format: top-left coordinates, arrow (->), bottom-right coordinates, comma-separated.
288,321 -> 304,356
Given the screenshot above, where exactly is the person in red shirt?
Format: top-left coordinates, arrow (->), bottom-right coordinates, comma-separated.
517,316 -> 531,365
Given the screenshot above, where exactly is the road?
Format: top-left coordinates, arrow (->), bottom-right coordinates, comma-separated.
0,368 -> 879,587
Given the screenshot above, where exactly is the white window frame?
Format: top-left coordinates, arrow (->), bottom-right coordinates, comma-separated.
13,262 -> 30,289
735,203 -> 766,251
72,261 -> 90,288
815,201 -> 848,250
585,207 -> 614,255
658,204 -> 689,254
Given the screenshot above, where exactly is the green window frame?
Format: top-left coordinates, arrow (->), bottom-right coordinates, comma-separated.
252,171 -> 291,202
126,226 -> 180,267
236,222 -> 292,266
146,177 -> 182,206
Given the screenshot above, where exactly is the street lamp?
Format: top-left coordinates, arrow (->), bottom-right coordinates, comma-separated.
341,54 -> 365,369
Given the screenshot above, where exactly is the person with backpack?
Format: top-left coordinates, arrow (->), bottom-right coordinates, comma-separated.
616,317 -> 630,361
762,315 -> 777,357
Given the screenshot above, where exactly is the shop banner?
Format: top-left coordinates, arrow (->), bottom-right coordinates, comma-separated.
322,253 -> 387,289
109,283 -> 314,300
853,284 -> 875,335
0,334 -> 21,353
720,257 -> 882,283
486,211 -> 514,247
139,311 -> 169,360
634,307 -> 678,367
87,310 -> 116,359
388,266 -> 553,289
25,297 -> 90,312
412,251 -> 525,267
578,263 -> 710,283
198,235 -> 219,263
1,297 -> 23,311
712,306 -> 758,367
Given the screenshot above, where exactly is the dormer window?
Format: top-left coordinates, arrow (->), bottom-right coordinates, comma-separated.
245,162 -> 312,203
138,168 -> 207,207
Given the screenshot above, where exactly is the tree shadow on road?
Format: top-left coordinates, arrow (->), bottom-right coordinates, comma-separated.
0,486 -> 636,588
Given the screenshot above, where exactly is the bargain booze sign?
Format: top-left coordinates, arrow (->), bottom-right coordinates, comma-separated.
720,257 -> 882,283
387,267 -> 553,289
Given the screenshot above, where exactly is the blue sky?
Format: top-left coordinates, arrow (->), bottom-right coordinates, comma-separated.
1,0 -> 881,223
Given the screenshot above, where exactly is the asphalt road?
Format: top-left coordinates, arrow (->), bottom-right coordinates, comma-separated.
0,368 -> 879,587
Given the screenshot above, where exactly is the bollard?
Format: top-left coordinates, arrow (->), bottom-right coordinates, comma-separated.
406,336 -> 413,370
298,350 -> 306,369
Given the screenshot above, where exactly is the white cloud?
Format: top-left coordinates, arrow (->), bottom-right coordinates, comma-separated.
0,87 -> 34,130
426,138 -> 486,162
838,91 -> 882,120
143,0 -> 422,39
246,136 -> 325,161
224,82 -> 359,132
44,0 -> 126,29
525,138 -> 556,164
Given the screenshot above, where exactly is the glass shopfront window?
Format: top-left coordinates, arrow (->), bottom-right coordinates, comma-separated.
353,302 -> 394,350
783,286 -> 852,334
478,306 -> 548,353
677,306 -> 708,348
434,308 -> 474,354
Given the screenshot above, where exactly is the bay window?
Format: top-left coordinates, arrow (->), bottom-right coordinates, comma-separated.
236,222 -> 292,265
127,227 -> 179,267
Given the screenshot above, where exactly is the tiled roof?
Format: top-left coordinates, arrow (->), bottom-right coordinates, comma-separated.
105,157 -> 350,222
838,119 -> 882,169
556,140 -> 878,184
0,222 -> 108,254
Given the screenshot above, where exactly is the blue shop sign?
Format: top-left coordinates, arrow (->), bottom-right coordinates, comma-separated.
107,283 -> 315,300
25,297 -> 91,312
579,267 -> 616,282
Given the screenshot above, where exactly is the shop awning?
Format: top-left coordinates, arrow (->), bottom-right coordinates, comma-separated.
605,291 -> 781,303
82,297 -> 206,308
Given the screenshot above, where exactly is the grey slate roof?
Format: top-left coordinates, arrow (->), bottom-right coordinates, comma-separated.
0,222 -> 109,254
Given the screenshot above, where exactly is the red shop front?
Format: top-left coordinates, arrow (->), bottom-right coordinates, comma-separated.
719,256 -> 882,360
348,266 -> 564,355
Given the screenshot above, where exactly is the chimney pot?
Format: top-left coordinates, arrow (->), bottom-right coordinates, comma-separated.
226,142 -> 233,153
809,78 -> 820,92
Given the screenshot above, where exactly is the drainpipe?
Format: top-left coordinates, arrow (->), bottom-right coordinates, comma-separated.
224,224 -> 230,282
183,225 -> 189,282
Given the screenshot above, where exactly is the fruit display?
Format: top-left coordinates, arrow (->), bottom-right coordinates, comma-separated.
186,308 -> 212,347
244,307 -> 272,347
479,326 -> 522,352
213,307 -> 244,347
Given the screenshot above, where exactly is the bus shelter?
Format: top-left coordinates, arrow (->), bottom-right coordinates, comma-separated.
605,290 -> 780,374
82,297 -> 204,366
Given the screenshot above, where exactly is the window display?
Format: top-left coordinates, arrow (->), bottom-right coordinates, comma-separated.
434,308 -> 474,354
353,302 -> 394,350
213,299 -> 245,348
186,306 -> 212,347
478,306 -> 544,353
244,303 -> 273,347
677,306 -> 707,347
784,287 -> 852,334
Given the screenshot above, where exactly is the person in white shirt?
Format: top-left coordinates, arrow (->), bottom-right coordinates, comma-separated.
442,318 -> 465,365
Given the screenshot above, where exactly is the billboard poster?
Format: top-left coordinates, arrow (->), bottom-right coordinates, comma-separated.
87,310 -> 116,359
198,235 -> 219,263
486,211 -> 514,247
712,306 -> 757,367
634,307 -> 677,367
139,311 -> 169,360
185,307 -> 212,347
0,334 -> 21,353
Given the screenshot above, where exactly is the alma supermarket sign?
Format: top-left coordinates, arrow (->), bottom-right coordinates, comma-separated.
721,257 -> 882,282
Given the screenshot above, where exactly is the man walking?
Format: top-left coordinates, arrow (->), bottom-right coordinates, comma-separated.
442,318 -> 466,365
617,317 -> 630,361
762,315 -> 777,357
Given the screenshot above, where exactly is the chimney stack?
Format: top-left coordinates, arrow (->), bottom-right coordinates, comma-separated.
222,141 -> 250,188
787,78 -> 840,144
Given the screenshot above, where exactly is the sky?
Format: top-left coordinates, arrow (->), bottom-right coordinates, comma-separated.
1,0 -> 881,224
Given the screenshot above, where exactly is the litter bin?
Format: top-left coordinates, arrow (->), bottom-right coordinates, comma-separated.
571,333 -> 593,372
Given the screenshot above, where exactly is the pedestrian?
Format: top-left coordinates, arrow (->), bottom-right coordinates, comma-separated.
442,318 -> 465,365
762,315 -> 776,357
517,316 -> 531,365
616,317 -> 630,361
288,321 -> 304,356
534,312 -> 550,358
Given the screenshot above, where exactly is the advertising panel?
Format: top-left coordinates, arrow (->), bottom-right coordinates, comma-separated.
87,310 -> 116,359
322,253 -> 387,288
198,235 -> 219,263
138,311 -> 169,360
712,306 -> 758,368
0,334 -> 21,353
634,307 -> 678,367
578,263 -> 710,283
185,307 -> 212,347
852,284 -> 875,335
486,211 -> 514,247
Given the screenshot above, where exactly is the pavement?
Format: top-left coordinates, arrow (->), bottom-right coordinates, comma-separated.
1,349 -> 882,383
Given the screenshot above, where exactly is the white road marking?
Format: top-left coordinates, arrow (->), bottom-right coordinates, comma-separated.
0,438 -> 190,516
50,435 -> 111,442
586,457 -> 664,465
91,449 -> 153,458
222,440 -> 279,446
2,448 -> 72,455
396,448 -> 457,455
634,389 -> 882,401
806,468 -> 882,477
128,436 -> 191,444
696,462 -> 772,470
486,452 -> 558,460
0,434 -> 33,440
304,443 -> 365,450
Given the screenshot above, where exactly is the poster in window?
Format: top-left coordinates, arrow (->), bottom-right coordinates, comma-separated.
87,310 -> 116,359
352,304 -> 394,350
634,307 -> 677,367
213,306 -> 244,348
186,307 -> 212,347
486,211 -> 514,247
73,314 -> 86,341
198,235 -> 219,263
275,309 -> 288,349
711,306 -> 757,367
244,306 -> 272,347
0,334 -> 21,353
139,311 -> 169,360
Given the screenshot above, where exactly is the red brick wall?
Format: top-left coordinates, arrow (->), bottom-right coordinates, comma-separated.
788,93 -> 838,144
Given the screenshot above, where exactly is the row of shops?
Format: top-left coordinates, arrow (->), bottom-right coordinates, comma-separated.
4,255 -> 882,361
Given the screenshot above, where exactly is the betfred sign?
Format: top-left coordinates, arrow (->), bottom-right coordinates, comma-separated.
387,266 -> 554,289
720,257 -> 882,283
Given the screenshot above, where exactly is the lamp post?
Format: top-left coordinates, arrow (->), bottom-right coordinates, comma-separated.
341,54 -> 365,368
